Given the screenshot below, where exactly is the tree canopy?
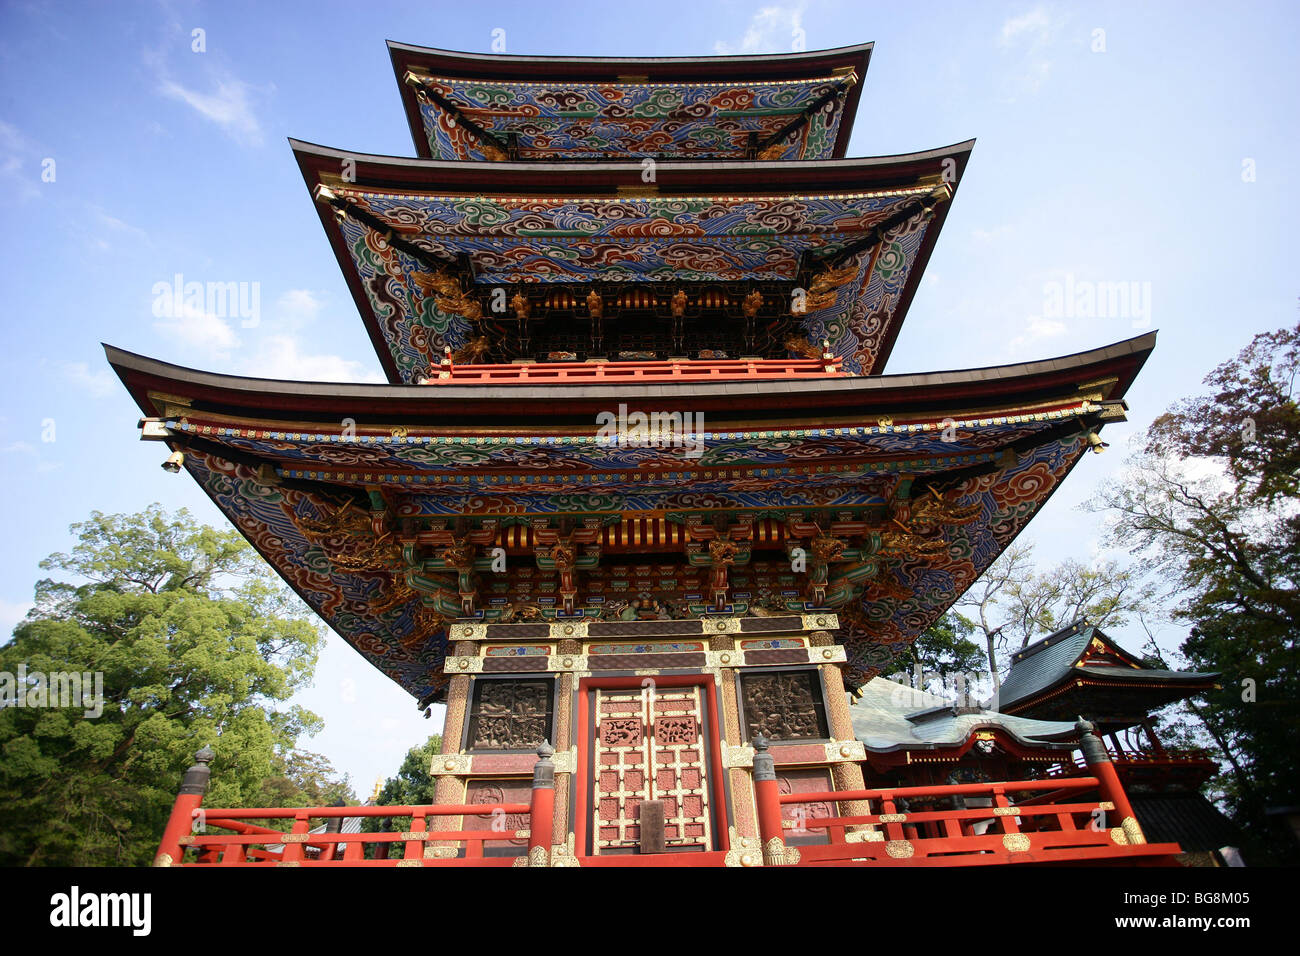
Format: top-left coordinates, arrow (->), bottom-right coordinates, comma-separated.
1090,321 -> 1300,853
956,542 -> 1157,679
0,507 -> 351,866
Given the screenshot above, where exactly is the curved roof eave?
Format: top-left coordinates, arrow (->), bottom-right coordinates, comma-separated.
385,41 -> 874,159
288,137 -> 975,382
103,331 -> 1154,421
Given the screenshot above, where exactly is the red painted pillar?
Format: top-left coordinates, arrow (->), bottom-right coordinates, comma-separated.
1077,720 -> 1146,844
155,746 -> 213,867
752,735 -> 793,865
527,742 -> 556,866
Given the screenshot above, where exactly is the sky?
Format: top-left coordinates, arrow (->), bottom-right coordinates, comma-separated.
0,0 -> 1296,794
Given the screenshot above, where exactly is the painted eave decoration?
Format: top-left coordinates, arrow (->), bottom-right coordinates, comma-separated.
387,41 -> 873,162
293,140 -> 973,384
103,334 -> 1153,703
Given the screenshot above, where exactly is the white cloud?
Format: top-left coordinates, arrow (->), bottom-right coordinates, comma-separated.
996,5 -> 1063,96
0,599 -> 33,642
239,334 -> 385,383
715,4 -> 807,55
0,118 -> 43,201
159,76 -> 263,146
2,441 -> 60,475
999,6 -> 1054,46
59,361 -> 116,398
153,302 -> 241,356
973,224 -> 1014,243
234,289 -> 383,382
1009,314 -> 1068,351
275,289 -> 325,329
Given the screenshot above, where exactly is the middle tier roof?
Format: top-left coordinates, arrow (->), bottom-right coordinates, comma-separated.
293,140 -> 972,384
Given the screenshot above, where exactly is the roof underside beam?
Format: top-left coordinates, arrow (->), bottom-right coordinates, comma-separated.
405,73 -> 516,160
314,185 -> 459,273
815,182 -> 951,270
751,73 -> 854,158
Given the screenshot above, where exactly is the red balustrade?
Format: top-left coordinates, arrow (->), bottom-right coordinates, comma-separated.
162,803 -> 532,867
155,737 -> 1181,867
420,356 -> 843,385
156,745 -> 557,867
767,777 -> 1182,866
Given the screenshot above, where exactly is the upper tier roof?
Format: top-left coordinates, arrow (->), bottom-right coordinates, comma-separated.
997,622 -> 1220,729
293,139 -> 971,384
388,41 -> 872,162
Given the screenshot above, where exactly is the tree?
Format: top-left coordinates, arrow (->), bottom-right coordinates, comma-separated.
887,612 -> 989,705
0,506 -> 344,866
374,734 -> 443,807
1090,322 -> 1300,851
891,612 -> 986,677
956,543 -> 1156,680
258,749 -> 355,809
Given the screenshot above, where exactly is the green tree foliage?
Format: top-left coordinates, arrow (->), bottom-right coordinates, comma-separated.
1092,322 -> 1300,853
374,734 -> 443,807
0,507 -> 347,866
258,749 -> 355,809
892,612 -> 986,677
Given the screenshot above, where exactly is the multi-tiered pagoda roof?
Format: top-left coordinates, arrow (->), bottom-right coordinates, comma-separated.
108,42 -> 1154,710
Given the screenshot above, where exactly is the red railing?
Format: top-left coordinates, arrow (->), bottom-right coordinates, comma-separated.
740,728 -> 1183,867
155,731 -> 1181,867
771,777 -> 1181,865
419,356 -> 843,385
155,745 -> 556,867
170,804 -> 531,867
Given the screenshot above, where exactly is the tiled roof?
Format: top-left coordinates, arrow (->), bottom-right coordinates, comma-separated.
849,676 -> 1078,753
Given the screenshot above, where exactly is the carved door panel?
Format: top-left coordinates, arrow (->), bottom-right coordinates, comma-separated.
592,685 -> 713,854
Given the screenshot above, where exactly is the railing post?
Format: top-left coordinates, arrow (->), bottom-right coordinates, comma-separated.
155,746 -> 213,867
753,735 -> 796,865
527,742 -> 555,867
281,812 -> 310,864
1077,719 -> 1146,844
318,798 -> 345,862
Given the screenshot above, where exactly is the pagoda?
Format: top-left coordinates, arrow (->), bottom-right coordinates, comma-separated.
114,41 -> 1182,866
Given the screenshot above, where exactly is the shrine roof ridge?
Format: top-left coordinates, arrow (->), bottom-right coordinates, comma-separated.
106,332 -> 1154,403
385,40 -> 874,76
998,623 -> 1221,717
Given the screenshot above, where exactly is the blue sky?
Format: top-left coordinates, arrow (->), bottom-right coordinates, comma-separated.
1,0 -> 1296,793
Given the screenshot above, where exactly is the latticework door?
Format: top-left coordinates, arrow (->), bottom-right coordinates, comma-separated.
591,684 -> 712,853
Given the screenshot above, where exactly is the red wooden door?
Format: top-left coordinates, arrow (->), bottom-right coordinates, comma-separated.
590,683 -> 715,854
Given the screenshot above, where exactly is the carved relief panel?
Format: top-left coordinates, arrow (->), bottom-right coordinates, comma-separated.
465,678 -> 554,750
739,669 -> 829,741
